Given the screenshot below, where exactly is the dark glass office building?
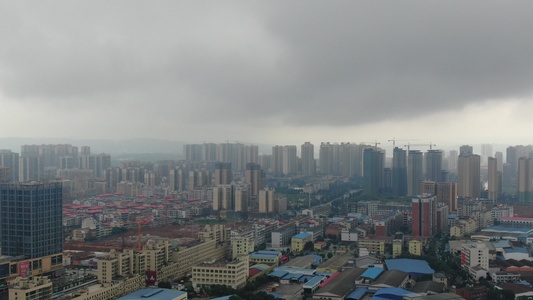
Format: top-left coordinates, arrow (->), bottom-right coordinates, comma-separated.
0,182 -> 63,259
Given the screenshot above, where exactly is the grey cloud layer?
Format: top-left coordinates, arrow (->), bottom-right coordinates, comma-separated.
1,1 -> 533,129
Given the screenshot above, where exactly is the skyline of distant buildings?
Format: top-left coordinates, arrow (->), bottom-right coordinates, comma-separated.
1,141 -> 533,207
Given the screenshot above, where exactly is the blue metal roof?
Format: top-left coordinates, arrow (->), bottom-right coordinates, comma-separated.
492,240 -> 511,248
265,292 -> 283,298
361,267 -> 384,279
299,275 -> 315,282
251,253 -> 279,259
274,267 -> 315,275
385,259 -> 435,274
251,266 -> 266,271
282,272 -> 306,280
211,296 -> 237,300
372,287 -> 412,300
116,289 -> 187,300
303,276 -> 326,288
268,270 -> 288,278
346,287 -> 368,300
506,247 -> 528,254
482,226 -> 533,234
293,233 -> 311,239
257,250 -> 282,255
306,254 -> 323,266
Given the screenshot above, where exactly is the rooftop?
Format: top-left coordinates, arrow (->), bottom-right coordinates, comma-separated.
501,216 -> 533,221
385,259 -> 435,274
360,267 -> 384,280
116,289 -> 186,300
292,233 -> 311,239
315,268 -> 366,297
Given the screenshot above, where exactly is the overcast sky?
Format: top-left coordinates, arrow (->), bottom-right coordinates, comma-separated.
1,1 -> 533,150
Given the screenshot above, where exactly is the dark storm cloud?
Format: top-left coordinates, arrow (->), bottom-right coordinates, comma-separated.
1,1 -> 533,129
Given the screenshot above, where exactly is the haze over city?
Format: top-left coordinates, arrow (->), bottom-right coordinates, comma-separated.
2,2 -> 533,147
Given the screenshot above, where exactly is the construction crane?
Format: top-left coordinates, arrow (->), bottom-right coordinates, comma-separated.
361,141 -> 381,149
404,142 -> 437,152
111,219 -> 150,252
388,138 -> 419,149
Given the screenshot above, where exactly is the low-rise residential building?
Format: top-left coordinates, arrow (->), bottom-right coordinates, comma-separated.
9,276 -> 52,300
341,230 -> 358,242
358,237 -> 386,254
408,239 -> 423,256
455,286 -> 489,300
73,275 -> 145,300
461,242 -> 489,280
232,237 -> 254,260
249,250 -> 282,266
492,271 -> 521,284
271,223 -> 296,249
450,218 -> 477,238
291,233 -> 312,252
392,240 -> 402,258
192,256 -> 249,290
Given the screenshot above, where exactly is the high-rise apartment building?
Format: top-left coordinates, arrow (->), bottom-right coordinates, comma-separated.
19,156 -> 44,182
425,150 -> 443,182
202,143 -> 217,162
169,168 -> 186,191
460,145 -> 473,156
481,144 -> 493,165
271,145 -> 297,175
258,154 -> 271,173
517,157 -> 533,205
488,157 -> 501,203
271,146 -> 284,176
407,150 -> 423,196
495,151 -> 504,172
234,186 -> 250,212
436,182 -> 457,212
319,142 -> 339,175
213,185 -> 234,211
215,162 -> 232,186
282,146 -> 297,175
237,145 -> 258,172
392,147 -> 407,196
420,181 -> 436,195
184,144 -> 203,162
245,163 -> 266,197
0,150 -> 19,182
77,147 -> 111,178
0,182 -> 63,259
458,151 -> 480,199
0,167 -> 10,183
363,148 -> 385,195
448,150 -> 458,171
258,189 -> 275,213
339,143 -> 365,178
188,170 -> 210,191
412,194 -> 437,237
301,142 -> 316,176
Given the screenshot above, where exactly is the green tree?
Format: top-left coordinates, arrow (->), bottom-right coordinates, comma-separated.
303,241 -> 314,251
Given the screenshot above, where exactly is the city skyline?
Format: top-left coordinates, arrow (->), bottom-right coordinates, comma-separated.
1,2 -> 533,146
